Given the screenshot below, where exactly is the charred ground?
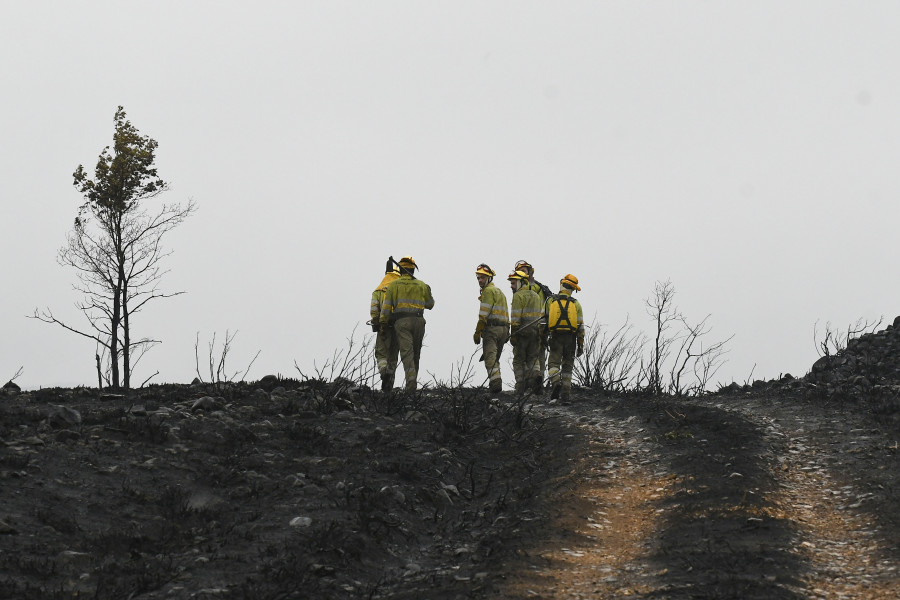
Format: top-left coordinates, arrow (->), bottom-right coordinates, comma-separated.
2,320 -> 900,599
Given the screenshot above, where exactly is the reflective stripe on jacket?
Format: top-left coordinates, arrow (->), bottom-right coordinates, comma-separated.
477,282 -> 509,325
380,274 -> 435,324
510,287 -> 542,330
371,272 -> 400,320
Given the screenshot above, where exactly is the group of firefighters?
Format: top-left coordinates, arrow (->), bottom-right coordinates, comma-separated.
369,256 -> 585,401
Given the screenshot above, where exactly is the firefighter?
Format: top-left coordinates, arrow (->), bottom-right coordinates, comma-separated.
508,269 -> 543,395
544,274 -> 585,402
370,258 -> 401,391
379,256 -> 435,392
514,260 -> 552,391
474,263 -> 509,394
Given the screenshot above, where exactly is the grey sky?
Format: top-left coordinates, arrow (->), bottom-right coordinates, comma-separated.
3,2 -> 898,389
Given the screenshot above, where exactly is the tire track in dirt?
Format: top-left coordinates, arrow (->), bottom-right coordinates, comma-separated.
501,406 -> 672,598
499,395 -> 899,599
728,400 -> 899,599
639,400 -> 803,599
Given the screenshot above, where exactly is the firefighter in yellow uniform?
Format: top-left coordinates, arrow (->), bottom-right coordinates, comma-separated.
379,256 -> 435,392
508,270 -> 543,394
544,274 -> 585,402
514,260 -> 552,392
370,258 -> 401,391
474,264 -> 509,394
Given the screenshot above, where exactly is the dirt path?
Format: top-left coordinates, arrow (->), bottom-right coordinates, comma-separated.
499,393 -> 900,599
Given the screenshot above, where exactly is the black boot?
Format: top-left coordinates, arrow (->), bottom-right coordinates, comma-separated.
550,384 -> 560,400
532,376 -> 544,395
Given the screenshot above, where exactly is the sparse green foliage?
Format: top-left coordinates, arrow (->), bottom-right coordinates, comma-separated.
31,107 -> 195,388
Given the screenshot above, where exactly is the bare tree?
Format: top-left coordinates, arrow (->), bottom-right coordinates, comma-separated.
641,279 -> 681,395
814,316 -> 883,358
636,280 -> 732,396
4,366 -> 24,386
669,314 -> 733,395
30,107 -> 195,388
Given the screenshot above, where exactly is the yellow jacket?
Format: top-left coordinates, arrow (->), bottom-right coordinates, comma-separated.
380,274 -> 435,325
370,272 -> 400,321
477,282 -> 509,326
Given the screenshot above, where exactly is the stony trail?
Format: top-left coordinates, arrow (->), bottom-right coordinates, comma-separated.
499,393 -> 900,599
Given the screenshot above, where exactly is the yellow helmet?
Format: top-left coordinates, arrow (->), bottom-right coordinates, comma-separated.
560,273 -> 581,291
508,269 -> 529,281
398,256 -> 417,270
514,260 -> 533,275
475,263 -> 495,277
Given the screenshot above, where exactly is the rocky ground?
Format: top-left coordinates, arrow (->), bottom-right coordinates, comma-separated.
1,322 -> 899,599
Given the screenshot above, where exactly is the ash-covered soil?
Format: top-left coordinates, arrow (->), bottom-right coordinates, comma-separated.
1,370 -> 898,599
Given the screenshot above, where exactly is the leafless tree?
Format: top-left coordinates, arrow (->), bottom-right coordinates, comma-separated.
814,316 -> 883,358
5,366 -> 24,385
640,279 -> 681,395
669,314 -> 733,395
636,280 -> 732,396
32,201 -> 195,387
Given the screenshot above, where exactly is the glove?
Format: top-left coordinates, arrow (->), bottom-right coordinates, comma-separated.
473,320 -> 486,345
576,337 -> 584,357
371,321 -> 379,333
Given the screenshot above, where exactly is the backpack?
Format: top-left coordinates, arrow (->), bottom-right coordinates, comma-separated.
547,294 -> 578,332
532,279 -> 553,300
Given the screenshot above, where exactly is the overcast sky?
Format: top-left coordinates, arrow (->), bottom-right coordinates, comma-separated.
3,2 -> 898,391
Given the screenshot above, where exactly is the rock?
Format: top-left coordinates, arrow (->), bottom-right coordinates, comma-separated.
49,405 -> 82,428
191,396 -> 223,412
258,375 -> 281,391
378,485 -> 406,505
404,410 -> 428,423
289,516 -> 313,528
811,355 -> 834,373
191,377 -> 203,385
